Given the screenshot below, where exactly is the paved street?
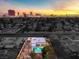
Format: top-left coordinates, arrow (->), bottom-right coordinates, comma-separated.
17,38 -> 32,59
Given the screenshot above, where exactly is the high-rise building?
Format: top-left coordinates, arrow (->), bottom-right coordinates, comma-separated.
17,12 -> 20,16
30,12 -> 33,16
8,10 -> 15,16
23,12 -> 26,17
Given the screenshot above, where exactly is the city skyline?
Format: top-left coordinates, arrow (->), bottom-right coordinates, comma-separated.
0,0 -> 79,16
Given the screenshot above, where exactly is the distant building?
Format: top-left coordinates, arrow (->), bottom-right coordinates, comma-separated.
8,10 -> 15,16
17,12 -> 20,16
30,12 -> 33,16
35,13 -> 41,16
23,12 -> 27,17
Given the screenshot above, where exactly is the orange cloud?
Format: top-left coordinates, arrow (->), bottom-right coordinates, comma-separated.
54,0 -> 79,10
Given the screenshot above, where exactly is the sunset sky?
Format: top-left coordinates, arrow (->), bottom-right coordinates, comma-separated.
0,0 -> 79,16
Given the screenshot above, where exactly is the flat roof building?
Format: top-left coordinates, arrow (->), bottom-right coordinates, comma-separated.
8,10 -> 15,16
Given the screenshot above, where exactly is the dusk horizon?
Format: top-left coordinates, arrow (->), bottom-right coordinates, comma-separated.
0,0 -> 79,16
